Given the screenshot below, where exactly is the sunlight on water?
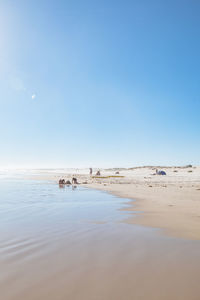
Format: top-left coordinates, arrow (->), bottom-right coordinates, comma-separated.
1,176 -> 200,300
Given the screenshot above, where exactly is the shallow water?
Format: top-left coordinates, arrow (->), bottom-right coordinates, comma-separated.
1,178 -> 200,300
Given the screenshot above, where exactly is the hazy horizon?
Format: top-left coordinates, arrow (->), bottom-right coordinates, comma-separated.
0,164 -> 198,171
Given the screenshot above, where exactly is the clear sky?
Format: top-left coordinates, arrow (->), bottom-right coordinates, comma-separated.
0,0 -> 199,168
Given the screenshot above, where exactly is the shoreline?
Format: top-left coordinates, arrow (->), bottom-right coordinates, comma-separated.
27,166 -> 200,240
2,178 -> 200,300
85,182 -> 200,240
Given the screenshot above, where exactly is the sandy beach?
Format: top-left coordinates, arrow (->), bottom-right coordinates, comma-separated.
31,165 -> 200,240
2,2 -> 200,299
1,175 -> 200,300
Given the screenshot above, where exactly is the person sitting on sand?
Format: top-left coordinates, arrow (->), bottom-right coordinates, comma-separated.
65,180 -> 71,185
156,169 -> 166,175
59,179 -> 65,185
72,177 -> 78,184
96,170 -> 101,176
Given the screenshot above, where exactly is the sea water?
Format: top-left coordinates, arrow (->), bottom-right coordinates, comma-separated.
1,177 -> 200,300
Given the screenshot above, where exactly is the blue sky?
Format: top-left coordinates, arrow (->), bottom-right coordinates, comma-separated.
0,0 -> 199,168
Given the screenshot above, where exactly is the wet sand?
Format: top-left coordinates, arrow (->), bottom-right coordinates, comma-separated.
88,182 -> 200,240
1,176 -> 200,299
29,166 -> 200,240
1,227 -> 200,300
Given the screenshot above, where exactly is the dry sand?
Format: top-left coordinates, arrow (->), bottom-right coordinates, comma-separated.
31,165 -> 200,240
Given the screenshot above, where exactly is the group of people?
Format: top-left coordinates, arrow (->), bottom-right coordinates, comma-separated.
59,178 -> 78,185
89,168 -> 101,176
58,168 -> 101,185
